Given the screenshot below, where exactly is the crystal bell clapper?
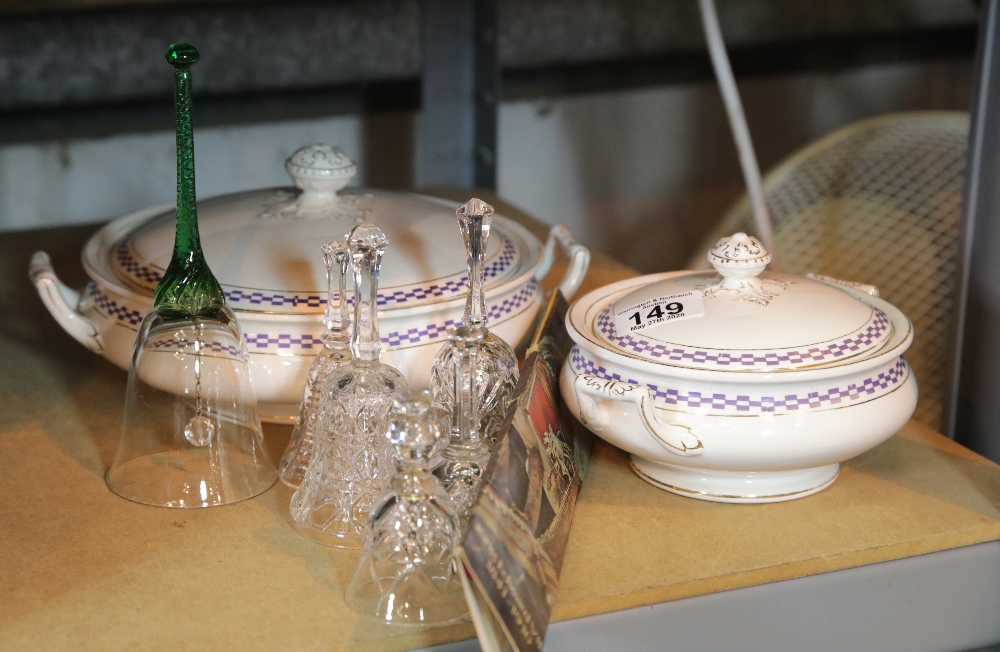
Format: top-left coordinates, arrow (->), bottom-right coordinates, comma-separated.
436,325 -> 492,529
289,223 -> 408,548
106,43 -> 277,507
279,239 -> 352,488
429,198 -> 519,447
345,391 -> 468,626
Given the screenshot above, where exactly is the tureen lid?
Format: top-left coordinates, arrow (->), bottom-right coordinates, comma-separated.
101,145 -> 538,314
592,233 -> 892,371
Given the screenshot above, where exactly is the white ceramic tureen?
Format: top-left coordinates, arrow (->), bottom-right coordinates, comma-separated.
560,232 -> 916,503
31,145 -> 589,423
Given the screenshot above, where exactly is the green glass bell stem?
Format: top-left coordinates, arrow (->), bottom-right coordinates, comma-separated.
153,44 -> 225,318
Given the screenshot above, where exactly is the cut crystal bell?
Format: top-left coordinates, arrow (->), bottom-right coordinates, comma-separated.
345,391 -> 468,625
429,198 -> 519,447
289,223 -> 408,547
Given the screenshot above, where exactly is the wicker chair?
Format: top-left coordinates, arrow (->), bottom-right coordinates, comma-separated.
688,112 -> 968,431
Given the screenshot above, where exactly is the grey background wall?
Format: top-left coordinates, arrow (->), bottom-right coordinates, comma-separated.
0,57 -> 974,274
0,0 -> 980,274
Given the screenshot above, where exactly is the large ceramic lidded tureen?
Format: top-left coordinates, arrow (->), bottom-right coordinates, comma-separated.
561,233 -> 916,503
31,145 -> 589,422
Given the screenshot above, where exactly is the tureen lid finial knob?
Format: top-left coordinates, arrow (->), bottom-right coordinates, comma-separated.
707,232 -> 771,280
285,144 -> 357,196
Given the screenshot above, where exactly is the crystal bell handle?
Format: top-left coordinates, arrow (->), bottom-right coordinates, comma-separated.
457,198 -> 492,328
285,144 -> 357,206
321,240 -> 352,344
452,325 -> 485,448
347,223 -> 388,362
572,374 -> 703,456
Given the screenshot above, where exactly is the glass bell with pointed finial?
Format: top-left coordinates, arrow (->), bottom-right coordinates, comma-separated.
106,43 -> 276,507
345,391 -> 468,626
429,198 -> 519,448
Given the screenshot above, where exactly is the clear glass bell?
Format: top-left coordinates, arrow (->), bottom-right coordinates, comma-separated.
106,43 -> 276,507
436,325 -> 492,529
279,240 -> 352,488
289,223 -> 408,548
109,309 -> 275,507
429,198 -> 519,447
345,391 -> 468,626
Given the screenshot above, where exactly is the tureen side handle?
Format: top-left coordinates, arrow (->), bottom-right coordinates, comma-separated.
29,251 -> 104,353
573,374 -> 703,456
805,273 -> 880,297
536,225 -> 591,300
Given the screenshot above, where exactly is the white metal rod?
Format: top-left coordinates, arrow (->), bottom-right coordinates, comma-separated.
697,0 -> 778,267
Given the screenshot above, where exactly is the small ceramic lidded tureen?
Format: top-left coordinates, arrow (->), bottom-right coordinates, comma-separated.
560,233 -> 916,503
31,145 -> 589,422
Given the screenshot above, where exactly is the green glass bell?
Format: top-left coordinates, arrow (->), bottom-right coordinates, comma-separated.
106,43 -> 277,508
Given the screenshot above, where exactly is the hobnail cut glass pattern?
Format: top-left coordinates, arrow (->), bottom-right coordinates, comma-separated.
289,223 -> 408,548
691,113 -> 967,430
279,346 -> 350,487
430,198 -> 519,447
280,240 -> 352,488
345,392 -> 467,626
289,371 -> 405,546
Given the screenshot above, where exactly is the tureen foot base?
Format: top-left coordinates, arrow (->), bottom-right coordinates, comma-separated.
629,457 -> 840,504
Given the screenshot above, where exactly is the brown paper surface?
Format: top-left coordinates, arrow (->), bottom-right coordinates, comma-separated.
4,207 -> 1000,649
552,420 -> 1000,621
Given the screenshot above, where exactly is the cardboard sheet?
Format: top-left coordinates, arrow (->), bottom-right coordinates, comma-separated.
553,420 -> 1000,621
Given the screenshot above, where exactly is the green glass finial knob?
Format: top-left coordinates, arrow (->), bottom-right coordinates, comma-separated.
166,42 -> 199,67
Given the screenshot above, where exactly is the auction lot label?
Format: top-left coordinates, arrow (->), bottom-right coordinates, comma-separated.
613,290 -> 705,334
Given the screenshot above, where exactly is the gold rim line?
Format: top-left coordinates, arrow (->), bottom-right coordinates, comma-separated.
628,460 -> 840,501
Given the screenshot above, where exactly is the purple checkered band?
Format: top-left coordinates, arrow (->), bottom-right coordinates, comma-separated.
147,337 -> 247,362
88,283 -> 145,326
114,242 -> 163,286
243,332 -> 326,351
570,345 -> 907,415
381,280 -> 539,348
596,306 -> 891,370
113,235 -> 519,311
88,280 -> 538,354
241,280 -> 538,352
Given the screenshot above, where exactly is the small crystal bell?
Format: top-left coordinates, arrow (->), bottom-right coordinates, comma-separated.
279,240 -> 352,488
429,198 -> 519,447
345,391 -> 468,626
437,324 -> 492,529
289,223 -> 408,548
